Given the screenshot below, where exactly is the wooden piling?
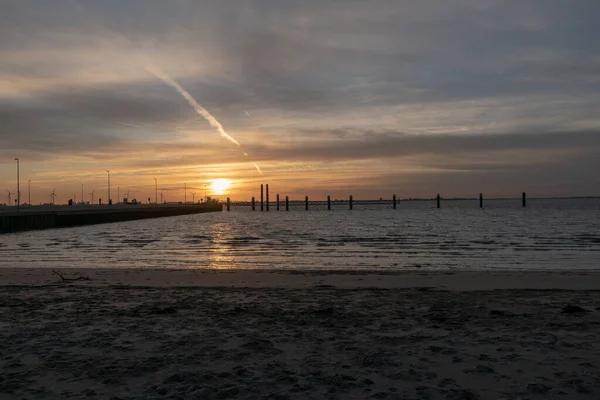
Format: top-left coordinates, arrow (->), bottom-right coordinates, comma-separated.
226,197 -> 230,211
327,195 -> 331,210
260,184 -> 264,211
276,194 -> 280,211
522,192 -> 527,207
436,194 -> 440,209
251,196 -> 255,211
479,193 -> 483,208
305,196 -> 309,211
349,195 -> 353,210
393,194 -> 397,209
266,184 -> 269,211
286,196 -> 289,211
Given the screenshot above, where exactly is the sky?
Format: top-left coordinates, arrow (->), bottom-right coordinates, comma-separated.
1,0 -> 599,204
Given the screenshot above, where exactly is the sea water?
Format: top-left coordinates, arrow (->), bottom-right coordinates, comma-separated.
1,199 -> 599,270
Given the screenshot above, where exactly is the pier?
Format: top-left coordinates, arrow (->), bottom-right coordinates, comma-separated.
222,185 -> 537,211
0,202 -> 223,234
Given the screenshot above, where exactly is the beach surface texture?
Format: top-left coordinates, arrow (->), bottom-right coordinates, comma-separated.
1,269 -> 599,399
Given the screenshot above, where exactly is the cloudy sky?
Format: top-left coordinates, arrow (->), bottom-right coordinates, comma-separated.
1,0 -> 599,203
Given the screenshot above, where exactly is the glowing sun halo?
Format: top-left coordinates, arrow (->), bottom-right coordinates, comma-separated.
210,179 -> 231,195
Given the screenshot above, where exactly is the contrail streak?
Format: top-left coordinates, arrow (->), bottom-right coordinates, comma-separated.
146,67 -> 240,146
145,66 -> 262,175
252,162 -> 263,175
117,122 -> 140,128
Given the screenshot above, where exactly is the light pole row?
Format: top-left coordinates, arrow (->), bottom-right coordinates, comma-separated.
8,160 -> 198,208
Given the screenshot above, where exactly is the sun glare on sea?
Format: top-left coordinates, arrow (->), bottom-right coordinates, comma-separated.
210,179 -> 231,195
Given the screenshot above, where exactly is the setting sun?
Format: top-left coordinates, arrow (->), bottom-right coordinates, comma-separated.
210,179 -> 231,195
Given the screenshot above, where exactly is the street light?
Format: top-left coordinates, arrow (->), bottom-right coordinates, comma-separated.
107,170 -> 111,205
28,180 -> 31,206
14,158 -> 19,211
204,184 -> 208,202
154,178 -> 158,204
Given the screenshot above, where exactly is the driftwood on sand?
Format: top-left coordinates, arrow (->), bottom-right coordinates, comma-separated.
52,270 -> 90,282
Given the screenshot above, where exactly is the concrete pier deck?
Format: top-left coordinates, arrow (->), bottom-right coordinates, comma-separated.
0,202 -> 223,233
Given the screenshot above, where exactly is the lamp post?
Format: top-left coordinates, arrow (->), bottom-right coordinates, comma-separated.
154,178 -> 158,204
204,184 -> 208,202
106,170 -> 111,205
81,184 -> 84,205
28,180 -> 31,206
184,183 -> 187,203
14,158 -> 19,210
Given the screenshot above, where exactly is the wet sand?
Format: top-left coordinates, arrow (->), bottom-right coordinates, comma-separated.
1,269 -> 599,399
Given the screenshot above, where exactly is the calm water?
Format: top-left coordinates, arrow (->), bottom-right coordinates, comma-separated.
1,199 -> 599,270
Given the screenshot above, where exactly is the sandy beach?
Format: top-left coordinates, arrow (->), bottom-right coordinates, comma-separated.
1,269 -> 599,399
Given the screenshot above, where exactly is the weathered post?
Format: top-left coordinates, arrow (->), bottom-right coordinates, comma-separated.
261,184 -> 264,211
286,196 -> 289,211
226,197 -> 230,211
276,194 -> 280,211
436,194 -> 440,209
327,195 -> 331,210
349,195 -> 353,210
479,193 -> 483,208
305,195 -> 309,211
266,184 -> 269,211
251,196 -> 255,211
393,194 -> 397,209
522,192 -> 527,207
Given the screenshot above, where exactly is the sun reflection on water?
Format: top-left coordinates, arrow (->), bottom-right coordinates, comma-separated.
207,221 -> 236,269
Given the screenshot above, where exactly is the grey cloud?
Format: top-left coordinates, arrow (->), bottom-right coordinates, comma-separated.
3,0 -> 600,109
365,152 -> 600,198
0,82 -> 198,158
0,106 -> 122,160
46,85 -> 194,125
106,129 -> 600,171
247,130 -> 600,163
